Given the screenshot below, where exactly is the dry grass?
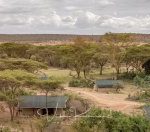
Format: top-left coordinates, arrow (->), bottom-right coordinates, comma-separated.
41,67 -> 117,83
41,68 -> 74,84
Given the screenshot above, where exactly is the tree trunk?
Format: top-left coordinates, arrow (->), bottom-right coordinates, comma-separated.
99,66 -> 103,75
9,106 -> 14,121
115,65 -> 120,74
83,70 -> 86,79
10,110 -> 14,121
116,67 -> 120,79
76,70 -> 80,78
126,67 -> 129,73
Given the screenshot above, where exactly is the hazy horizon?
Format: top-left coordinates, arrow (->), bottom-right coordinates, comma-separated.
0,32 -> 150,35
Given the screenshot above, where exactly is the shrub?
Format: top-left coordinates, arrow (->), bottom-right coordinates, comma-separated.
113,82 -> 124,93
118,72 -> 136,80
69,78 -> 94,88
134,75 -> 150,88
73,108 -> 150,132
30,55 -> 37,61
34,117 -> 49,132
118,72 -> 146,80
130,90 -> 150,102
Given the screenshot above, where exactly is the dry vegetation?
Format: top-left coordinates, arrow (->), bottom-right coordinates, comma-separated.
0,33 -> 150,132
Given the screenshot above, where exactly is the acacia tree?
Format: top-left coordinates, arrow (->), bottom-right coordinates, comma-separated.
101,33 -> 132,78
93,45 -> 108,75
0,43 -> 32,58
80,44 -> 96,79
67,37 -> 86,78
27,46 -> 57,67
37,79 -> 62,116
125,45 -> 150,73
94,54 -> 108,75
0,70 -> 37,121
0,58 -> 48,72
67,37 -> 95,79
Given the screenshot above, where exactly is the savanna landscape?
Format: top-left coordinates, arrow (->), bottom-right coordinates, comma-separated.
0,33 -> 150,132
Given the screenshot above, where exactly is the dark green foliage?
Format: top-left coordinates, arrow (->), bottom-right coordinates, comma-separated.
119,72 -> 147,80
118,72 -> 137,80
127,75 -> 150,102
69,78 -> 94,88
134,75 -> 150,88
73,108 -> 150,132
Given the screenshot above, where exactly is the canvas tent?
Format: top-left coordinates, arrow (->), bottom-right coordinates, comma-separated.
95,80 -> 123,88
18,95 -> 68,116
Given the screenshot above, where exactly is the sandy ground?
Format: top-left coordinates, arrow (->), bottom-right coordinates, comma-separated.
65,87 -> 144,115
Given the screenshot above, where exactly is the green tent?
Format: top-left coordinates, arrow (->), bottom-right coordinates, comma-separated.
95,80 -> 123,88
19,96 -> 68,109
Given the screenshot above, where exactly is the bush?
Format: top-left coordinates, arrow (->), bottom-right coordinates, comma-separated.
30,55 -> 37,61
73,108 -> 150,132
113,83 -> 124,93
118,72 -> 146,80
118,72 -> 136,80
134,75 -> 150,88
69,78 -> 94,88
130,90 -> 150,102
34,117 -> 49,132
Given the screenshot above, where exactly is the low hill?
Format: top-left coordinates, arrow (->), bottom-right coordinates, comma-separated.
0,34 -> 100,43
0,34 -> 150,44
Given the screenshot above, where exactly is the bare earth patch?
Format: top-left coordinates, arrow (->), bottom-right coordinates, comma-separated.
65,87 -> 144,115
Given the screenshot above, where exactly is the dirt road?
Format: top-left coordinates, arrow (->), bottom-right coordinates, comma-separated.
65,87 -> 144,115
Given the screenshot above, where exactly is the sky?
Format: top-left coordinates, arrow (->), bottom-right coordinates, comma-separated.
0,0 -> 150,34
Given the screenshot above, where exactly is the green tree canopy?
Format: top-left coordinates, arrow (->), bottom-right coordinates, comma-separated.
125,45 -> 150,72
101,32 -> 133,44
0,43 -> 33,58
0,70 -> 38,121
0,58 -> 48,72
101,33 -> 132,77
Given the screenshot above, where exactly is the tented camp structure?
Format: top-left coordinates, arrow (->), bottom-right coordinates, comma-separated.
18,96 -> 68,116
95,80 -> 123,88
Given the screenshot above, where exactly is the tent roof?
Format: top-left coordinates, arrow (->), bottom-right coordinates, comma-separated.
18,96 -> 68,109
95,80 -> 123,88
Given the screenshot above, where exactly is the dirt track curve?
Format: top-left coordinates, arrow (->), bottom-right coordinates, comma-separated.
65,87 -> 144,115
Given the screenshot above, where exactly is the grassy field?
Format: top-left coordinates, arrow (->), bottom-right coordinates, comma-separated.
42,68 -> 74,83
42,67 -> 120,83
